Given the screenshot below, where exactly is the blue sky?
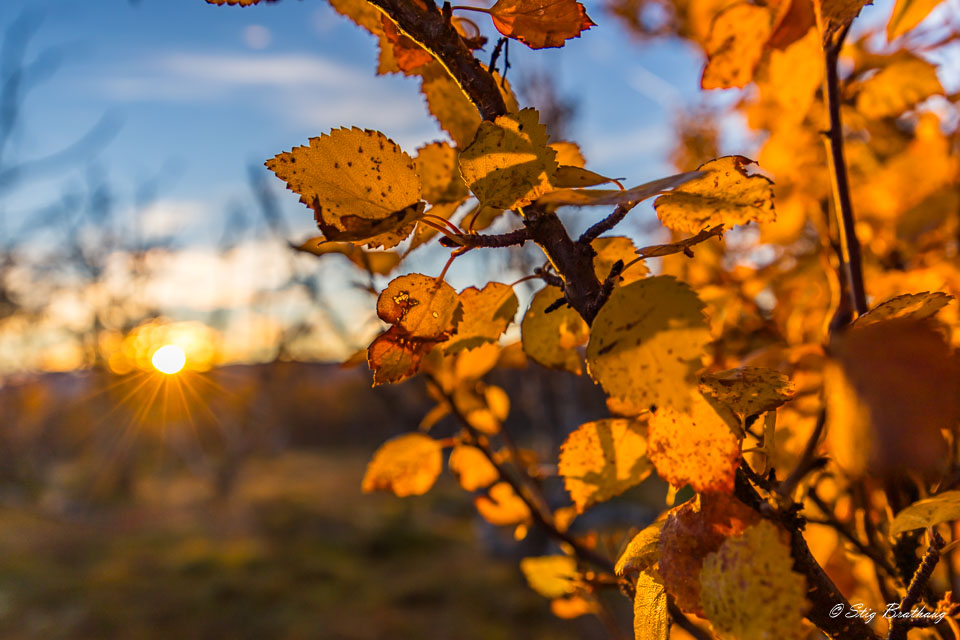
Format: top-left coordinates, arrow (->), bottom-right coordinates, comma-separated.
0,0 -> 709,246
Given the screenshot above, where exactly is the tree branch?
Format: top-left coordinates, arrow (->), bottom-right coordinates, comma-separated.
823,25 -> 867,317
578,203 -> 637,244
888,530 -> 945,640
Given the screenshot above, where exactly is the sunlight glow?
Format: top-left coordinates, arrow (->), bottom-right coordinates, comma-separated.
152,344 -> 186,374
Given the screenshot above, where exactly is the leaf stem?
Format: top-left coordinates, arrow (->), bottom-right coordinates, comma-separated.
823,25 -> 867,317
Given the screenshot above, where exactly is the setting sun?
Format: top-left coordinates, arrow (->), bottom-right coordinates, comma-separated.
152,344 -> 186,375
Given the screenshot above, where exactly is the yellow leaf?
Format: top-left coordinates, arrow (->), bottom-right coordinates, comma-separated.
701,3 -> 773,90
825,318 -> 960,477
549,141 -> 586,167
889,491 -> 960,536
550,594 -> 599,618
444,283 -> 519,354
266,128 -> 423,246
814,0 -> 872,44
700,520 -> 808,640
329,0 -> 385,34
459,108 -> 558,210
293,238 -> 400,275
367,327 -> 441,386
485,384 -> 511,420
420,66 -> 519,148
887,0 -> 945,40
362,432 -> 443,496
635,224 -> 725,259
475,481 -> 531,525
699,366 -> 795,418
519,555 -> 578,598
654,156 -> 775,234
448,445 -> 499,491
536,171 -> 703,207
377,274 -> 462,339
634,570 -> 670,640
586,276 -> 710,413
558,419 -> 653,512
762,27 -> 822,124
647,392 -> 741,493
592,236 -> 648,283
415,141 -> 470,204
521,286 -> 589,374
488,0 -> 596,49
551,166 -> 620,189
853,291 -> 952,327
615,520 -> 666,576
855,56 -> 944,119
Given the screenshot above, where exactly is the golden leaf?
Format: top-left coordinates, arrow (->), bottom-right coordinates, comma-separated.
699,366 -> 795,418
521,286 -> 589,374
890,491 -> 960,536
647,392 -> 741,493
459,108 -> 558,210
825,318 -> 960,478
266,128 -> 422,245
887,0 -> 945,40
585,276 -> 710,412
377,274 -> 462,339
444,282 -> 519,354
379,16 -> 434,74
519,555 -> 578,598
367,327 -> 440,386
814,0 -> 872,44
329,0 -> 385,34
536,171 -> 703,206
475,481 -> 531,525
700,520 -> 808,640
293,238 -> 400,275
653,156 -> 775,234
361,432 -> 443,496
762,27 -> 822,124
488,0 -> 596,49
853,291 -> 952,327
415,141 -> 470,204
550,595 -> 599,618
615,520 -> 666,576
634,570 -> 670,640
448,445 -> 499,491
420,67 -> 518,148
549,141 -> 586,167
659,494 -> 759,614
558,418 -> 653,512
592,236 -> 649,283
701,3 -> 773,90
551,166 -> 620,189
855,55 -> 944,119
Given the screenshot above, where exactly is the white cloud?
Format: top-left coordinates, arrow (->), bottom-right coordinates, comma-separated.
242,25 -> 272,50
137,199 -> 208,238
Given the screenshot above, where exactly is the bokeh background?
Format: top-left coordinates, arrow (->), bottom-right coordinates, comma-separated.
0,0 -> 949,638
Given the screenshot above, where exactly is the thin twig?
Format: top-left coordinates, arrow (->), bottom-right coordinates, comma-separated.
578,203 -> 636,244
888,530 -> 945,640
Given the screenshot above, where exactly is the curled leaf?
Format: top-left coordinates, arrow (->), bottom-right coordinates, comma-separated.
634,570 -> 670,640
536,171 -> 703,206
293,238 -> 400,275
852,291 -> 952,327
615,520 -> 666,576
889,491 -> 960,536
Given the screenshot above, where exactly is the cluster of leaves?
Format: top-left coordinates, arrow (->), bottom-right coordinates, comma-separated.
210,0 -> 960,638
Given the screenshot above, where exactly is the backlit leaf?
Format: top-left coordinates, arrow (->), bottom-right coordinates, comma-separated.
659,493 -> 760,614
558,418 -> 653,512
521,286 -> 589,374
449,444 -> 499,491
889,491 -> 960,536
887,0 -> 945,40
654,156 -> 775,234
814,0 -> 872,44
520,555 -> 578,598
488,0 -> 596,49
615,520 -> 665,576
855,55 -> 943,119
415,141 -> 470,204
362,432 -> 443,497
700,520 -> 808,640
549,141 -> 586,167
380,16 -> 434,73
420,66 -> 519,148
329,0 -> 384,34
592,236 -> 648,283
635,224 -> 725,259
852,291 -> 952,327
634,570 -> 670,640
293,238 -> 400,275
825,318 -> 960,477
377,274 -> 462,339
551,166 -> 620,189
536,171 -> 703,206
550,595 -> 599,618
367,327 -> 440,385
586,276 -> 710,413
701,3 -> 773,90
459,108 -> 558,210
444,283 -> 519,354
647,392 -> 741,493
266,128 -> 422,246
699,366 -> 795,418
475,481 -> 531,525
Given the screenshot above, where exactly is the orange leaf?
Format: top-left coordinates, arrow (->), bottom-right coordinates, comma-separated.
380,16 -> 435,73
377,274 -> 462,339
362,432 -> 443,496
488,0 -> 596,49
367,327 -> 441,386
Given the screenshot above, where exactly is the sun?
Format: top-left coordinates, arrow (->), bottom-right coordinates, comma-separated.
152,344 -> 186,375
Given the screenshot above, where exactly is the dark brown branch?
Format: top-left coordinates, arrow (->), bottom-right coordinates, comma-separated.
823,25 -> 867,317
777,408 -> 826,497
439,227 -> 531,248
368,0 -> 506,121
578,203 -> 637,244
668,602 -> 715,640
533,266 -> 563,288
734,470 -> 880,640
888,530 -> 945,640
